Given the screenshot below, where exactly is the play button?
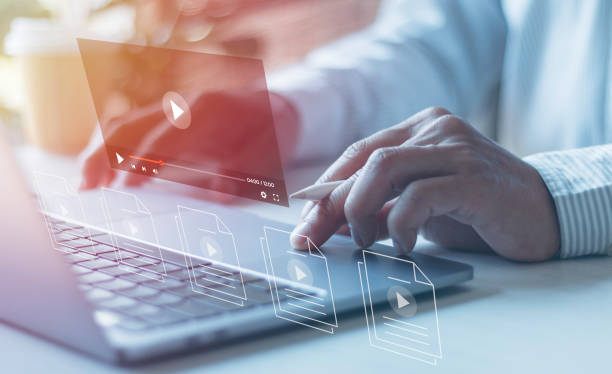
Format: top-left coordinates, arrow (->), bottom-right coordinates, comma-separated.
387,286 -> 417,317
116,152 -> 124,165
396,292 -> 410,309
170,99 -> 184,120
162,91 -> 191,130
287,259 -> 313,286
199,236 -> 223,261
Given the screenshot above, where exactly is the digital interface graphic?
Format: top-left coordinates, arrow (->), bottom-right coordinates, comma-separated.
176,205 -> 247,306
260,226 -> 338,334
78,38 -> 288,206
33,172 -> 97,257
358,250 -> 442,365
101,188 -> 168,281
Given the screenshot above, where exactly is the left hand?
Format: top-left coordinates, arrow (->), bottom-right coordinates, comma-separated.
290,107 -> 560,262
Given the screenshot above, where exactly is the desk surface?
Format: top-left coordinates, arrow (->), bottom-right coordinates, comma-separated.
3,146 -> 611,373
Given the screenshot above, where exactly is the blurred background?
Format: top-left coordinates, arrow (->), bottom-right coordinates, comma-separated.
0,0 -> 381,155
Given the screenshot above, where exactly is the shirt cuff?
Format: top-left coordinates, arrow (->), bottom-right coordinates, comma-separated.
524,146 -> 612,258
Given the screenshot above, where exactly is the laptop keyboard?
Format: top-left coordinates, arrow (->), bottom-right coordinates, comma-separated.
46,216 -> 292,333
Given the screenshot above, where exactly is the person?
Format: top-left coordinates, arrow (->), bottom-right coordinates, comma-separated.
81,0 -> 612,262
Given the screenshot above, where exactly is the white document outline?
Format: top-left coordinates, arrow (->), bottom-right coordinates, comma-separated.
358,250 -> 442,365
175,205 -> 247,306
101,188 -> 167,281
32,171 -> 95,258
260,226 -> 338,334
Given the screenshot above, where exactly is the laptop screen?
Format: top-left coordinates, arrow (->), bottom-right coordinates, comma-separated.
78,38 -> 288,206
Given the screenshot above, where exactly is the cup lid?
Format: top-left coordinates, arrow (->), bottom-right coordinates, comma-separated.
4,18 -> 80,56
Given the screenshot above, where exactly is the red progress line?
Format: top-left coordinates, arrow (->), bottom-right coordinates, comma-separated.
128,155 -> 164,165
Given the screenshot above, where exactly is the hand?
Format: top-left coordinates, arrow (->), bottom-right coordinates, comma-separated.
79,91 -> 299,196
290,107 -> 560,262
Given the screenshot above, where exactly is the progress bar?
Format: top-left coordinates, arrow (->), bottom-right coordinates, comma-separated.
163,162 -> 247,182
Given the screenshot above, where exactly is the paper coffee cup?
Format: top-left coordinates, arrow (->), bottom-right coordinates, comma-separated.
5,18 -> 97,154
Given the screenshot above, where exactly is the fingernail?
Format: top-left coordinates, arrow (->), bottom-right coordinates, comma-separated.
392,239 -> 406,253
290,223 -> 309,250
349,224 -> 365,248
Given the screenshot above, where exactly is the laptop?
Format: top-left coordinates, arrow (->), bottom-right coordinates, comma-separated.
0,128 -> 473,364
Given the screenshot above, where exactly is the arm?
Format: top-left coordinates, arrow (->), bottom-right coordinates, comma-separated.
525,145 -> 612,258
269,0 -> 507,163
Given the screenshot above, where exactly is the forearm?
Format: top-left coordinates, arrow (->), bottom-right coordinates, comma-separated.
525,144 -> 612,258
269,0 -> 507,164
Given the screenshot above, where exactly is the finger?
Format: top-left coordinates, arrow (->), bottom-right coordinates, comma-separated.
336,224 -> 351,236
387,176 -> 465,253
345,145 -> 456,248
290,175 -> 357,249
301,106 -> 449,219
80,145 -> 115,190
420,215 -> 491,252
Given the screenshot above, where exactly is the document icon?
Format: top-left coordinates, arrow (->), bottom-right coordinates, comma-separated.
358,250 -> 442,365
260,226 -> 338,334
101,188 -> 167,280
176,205 -> 247,306
33,172 -> 95,255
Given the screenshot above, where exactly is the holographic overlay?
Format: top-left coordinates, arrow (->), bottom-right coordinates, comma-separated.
78,38 -> 288,206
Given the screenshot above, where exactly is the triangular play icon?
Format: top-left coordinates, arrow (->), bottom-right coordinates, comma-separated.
396,292 -> 410,308
59,204 -> 69,216
116,152 -> 124,164
127,222 -> 138,235
207,242 -> 217,257
295,265 -> 307,281
170,99 -> 184,120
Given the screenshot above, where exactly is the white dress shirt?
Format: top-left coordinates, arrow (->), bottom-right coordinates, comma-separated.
269,0 -> 612,258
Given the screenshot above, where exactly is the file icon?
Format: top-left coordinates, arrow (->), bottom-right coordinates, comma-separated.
358,250 -> 442,365
176,206 -> 247,306
33,172 -> 95,256
101,188 -> 167,280
260,226 -> 338,334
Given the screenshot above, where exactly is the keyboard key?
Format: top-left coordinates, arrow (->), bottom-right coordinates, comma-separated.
96,278 -> 137,291
117,285 -> 160,299
54,231 -> 81,242
122,303 -> 161,317
60,238 -> 97,249
167,284 -> 198,297
118,271 -> 161,283
99,265 -> 138,277
71,264 -> 93,275
79,258 -> 117,270
142,261 -> 181,274
141,292 -> 182,306
99,296 -> 138,310
165,269 -> 192,281
85,288 -> 115,302
84,244 -> 116,256
79,271 -> 114,284
141,278 -> 184,291
64,252 -> 97,263
121,257 -> 160,270
99,250 -> 138,261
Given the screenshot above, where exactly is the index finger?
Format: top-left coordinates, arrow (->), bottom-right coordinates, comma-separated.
300,107 -> 442,218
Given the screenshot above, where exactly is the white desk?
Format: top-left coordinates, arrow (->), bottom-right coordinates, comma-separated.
3,146 -> 611,373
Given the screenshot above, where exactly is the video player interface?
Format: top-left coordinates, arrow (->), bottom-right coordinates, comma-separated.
78,39 -> 288,206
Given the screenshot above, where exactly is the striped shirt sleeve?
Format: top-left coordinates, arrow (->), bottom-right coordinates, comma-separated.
524,144 -> 612,258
